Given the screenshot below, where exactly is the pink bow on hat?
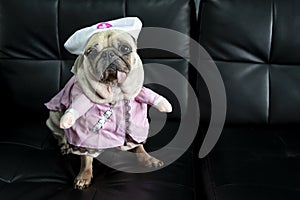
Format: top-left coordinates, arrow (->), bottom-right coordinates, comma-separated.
97,22 -> 113,29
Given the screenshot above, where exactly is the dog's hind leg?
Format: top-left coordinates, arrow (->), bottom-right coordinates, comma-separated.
74,155 -> 93,190
135,145 -> 164,168
46,111 -> 70,154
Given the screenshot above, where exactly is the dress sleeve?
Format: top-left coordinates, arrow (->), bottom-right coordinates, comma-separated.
134,86 -> 162,106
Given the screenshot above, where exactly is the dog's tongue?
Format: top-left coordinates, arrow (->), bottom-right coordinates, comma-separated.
117,71 -> 127,83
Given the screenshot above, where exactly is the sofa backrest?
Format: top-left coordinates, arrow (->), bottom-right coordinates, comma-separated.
198,0 -> 300,126
0,0 -> 196,147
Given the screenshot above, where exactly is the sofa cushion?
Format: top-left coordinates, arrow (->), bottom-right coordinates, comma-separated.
197,126 -> 300,200
198,0 -> 300,125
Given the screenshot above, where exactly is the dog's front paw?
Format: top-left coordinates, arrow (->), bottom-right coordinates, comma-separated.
60,112 -> 76,129
137,154 -> 164,168
155,97 -> 172,113
74,170 -> 93,190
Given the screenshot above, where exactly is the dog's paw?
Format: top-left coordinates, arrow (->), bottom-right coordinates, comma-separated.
155,97 -> 172,113
60,112 -> 75,129
74,170 -> 93,190
137,155 -> 164,168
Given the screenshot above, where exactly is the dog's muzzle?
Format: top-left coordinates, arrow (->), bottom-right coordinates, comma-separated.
101,63 -> 127,84
100,49 -> 129,84
86,46 -> 130,84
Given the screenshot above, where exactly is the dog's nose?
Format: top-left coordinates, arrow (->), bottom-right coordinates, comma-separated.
102,50 -> 116,60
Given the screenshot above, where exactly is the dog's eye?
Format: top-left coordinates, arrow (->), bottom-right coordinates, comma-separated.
85,44 -> 99,55
86,48 -> 94,55
86,49 -> 92,55
119,45 -> 131,54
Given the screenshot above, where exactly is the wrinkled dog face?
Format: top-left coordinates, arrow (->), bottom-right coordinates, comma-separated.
84,30 -> 137,85
73,29 -> 144,103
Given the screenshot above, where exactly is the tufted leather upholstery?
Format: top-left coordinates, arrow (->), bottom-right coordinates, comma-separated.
197,0 -> 300,199
1,0 -> 300,199
0,0 -> 197,200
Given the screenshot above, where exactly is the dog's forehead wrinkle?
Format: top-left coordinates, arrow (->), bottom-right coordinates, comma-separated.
117,40 -> 131,48
107,32 -> 112,39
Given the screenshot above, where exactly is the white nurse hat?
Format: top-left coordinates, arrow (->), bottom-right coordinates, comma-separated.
64,17 -> 143,55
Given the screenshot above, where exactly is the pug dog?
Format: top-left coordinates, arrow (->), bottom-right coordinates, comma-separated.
45,28 -> 172,189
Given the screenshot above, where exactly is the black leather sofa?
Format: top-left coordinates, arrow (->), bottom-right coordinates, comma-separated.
197,0 -> 300,199
1,0 -> 300,200
0,0 -> 197,200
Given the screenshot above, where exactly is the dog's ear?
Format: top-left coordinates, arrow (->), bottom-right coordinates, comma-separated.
71,55 -> 84,74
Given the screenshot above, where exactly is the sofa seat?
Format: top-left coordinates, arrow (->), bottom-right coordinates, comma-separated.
197,126 -> 300,200
0,121 -> 196,200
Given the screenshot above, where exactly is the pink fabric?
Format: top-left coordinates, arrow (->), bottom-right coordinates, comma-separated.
45,76 -> 161,149
97,22 -> 112,29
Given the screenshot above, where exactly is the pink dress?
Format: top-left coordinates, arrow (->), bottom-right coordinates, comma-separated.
45,76 -> 162,152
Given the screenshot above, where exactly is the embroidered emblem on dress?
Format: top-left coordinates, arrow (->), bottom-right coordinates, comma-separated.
92,108 -> 113,132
